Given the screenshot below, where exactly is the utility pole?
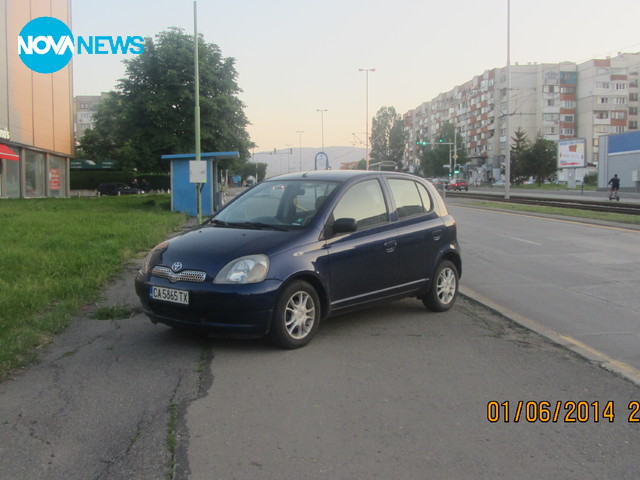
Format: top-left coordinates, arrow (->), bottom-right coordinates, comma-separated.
296,130 -> 304,171
505,0 -> 511,200
193,0 -> 202,223
316,109 -> 327,151
359,68 -> 375,169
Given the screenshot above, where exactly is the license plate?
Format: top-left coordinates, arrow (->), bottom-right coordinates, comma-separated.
150,286 -> 189,305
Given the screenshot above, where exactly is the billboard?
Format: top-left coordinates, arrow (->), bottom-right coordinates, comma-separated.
558,138 -> 587,169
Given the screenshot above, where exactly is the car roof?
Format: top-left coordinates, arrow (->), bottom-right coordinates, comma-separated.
264,170 -> 421,183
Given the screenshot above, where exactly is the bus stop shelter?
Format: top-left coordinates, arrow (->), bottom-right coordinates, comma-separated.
161,151 -> 239,216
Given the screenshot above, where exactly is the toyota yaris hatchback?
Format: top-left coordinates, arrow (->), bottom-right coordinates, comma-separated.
135,170 -> 461,348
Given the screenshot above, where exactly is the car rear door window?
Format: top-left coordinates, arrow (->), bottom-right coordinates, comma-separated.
388,179 -> 432,219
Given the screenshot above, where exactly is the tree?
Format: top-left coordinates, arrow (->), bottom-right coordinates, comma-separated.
509,128 -> 530,184
369,107 -> 405,170
418,122 -> 467,177
507,129 -> 557,184
526,133 -> 557,184
237,162 -> 267,182
78,28 -> 254,173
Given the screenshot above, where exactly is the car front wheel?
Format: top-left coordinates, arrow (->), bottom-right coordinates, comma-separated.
269,281 -> 320,349
421,260 -> 459,312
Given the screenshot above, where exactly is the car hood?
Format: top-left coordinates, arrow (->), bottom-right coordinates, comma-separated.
153,225 -> 313,275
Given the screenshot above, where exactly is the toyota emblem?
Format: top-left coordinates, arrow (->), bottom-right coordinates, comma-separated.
171,262 -> 183,272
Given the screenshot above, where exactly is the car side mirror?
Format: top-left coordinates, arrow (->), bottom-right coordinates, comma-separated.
332,217 -> 357,234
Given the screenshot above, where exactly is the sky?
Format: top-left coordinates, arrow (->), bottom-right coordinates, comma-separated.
71,0 -> 640,152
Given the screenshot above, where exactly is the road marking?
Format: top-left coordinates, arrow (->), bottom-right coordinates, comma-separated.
452,204 -> 640,233
508,236 -> 542,245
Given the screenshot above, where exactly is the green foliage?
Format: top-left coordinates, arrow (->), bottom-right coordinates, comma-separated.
0,195 -> 186,379
370,106 -> 405,170
70,171 -> 171,191
509,128 -> 531,184
419,122 -> 466,177
93,304 -> 135,320
472,200 -> 640,226
236,162 -> 267,182
583,172 -> 598,185
78,28 -> 255,174
510,129 -> 557,184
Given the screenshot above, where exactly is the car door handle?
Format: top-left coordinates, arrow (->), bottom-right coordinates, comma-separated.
384,240 -> 397,253
432,230 -> 442,241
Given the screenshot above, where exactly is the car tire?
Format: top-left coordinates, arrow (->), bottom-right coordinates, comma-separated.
421,260 -> 459,312
269,280 -> 320,349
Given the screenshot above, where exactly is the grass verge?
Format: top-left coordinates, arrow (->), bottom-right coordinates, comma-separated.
469,200 -> 640,226
0,194 -> 187,379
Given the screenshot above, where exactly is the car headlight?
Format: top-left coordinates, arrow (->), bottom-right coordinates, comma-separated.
214,254 -> 269,284
140,241 -> 169,275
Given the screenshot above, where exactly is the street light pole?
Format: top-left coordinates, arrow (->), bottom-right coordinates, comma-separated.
316,109 -> 327,150
296,130 -> 304,171
359,68 -> 375,170
193,0 -> 202,223
505,0 -> 511,200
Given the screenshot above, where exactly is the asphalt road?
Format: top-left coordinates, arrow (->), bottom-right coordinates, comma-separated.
448,201 -> 640,379
1,214 -> 639,479
184,296 -> 640,480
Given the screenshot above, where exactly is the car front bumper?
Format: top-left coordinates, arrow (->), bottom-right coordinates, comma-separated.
134,272 -> 282,338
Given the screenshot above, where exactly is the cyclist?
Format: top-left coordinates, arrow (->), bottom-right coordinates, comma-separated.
608,174 -> 620,200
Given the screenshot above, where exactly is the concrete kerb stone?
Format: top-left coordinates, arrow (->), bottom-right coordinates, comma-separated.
460,286 -> 640,388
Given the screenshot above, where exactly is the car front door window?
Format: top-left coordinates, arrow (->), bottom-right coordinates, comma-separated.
326,179 -> 400,308
331,179 -> 388,230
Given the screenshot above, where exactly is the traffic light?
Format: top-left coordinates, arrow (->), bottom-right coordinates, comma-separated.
415,140 -> 428,146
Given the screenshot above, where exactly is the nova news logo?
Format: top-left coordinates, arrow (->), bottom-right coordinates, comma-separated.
18,17 -> 145,74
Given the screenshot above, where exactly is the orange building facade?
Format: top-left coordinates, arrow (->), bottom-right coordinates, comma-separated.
0,0 -> 73,198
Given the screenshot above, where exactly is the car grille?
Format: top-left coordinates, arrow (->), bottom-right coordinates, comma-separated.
151,265 -> 206,283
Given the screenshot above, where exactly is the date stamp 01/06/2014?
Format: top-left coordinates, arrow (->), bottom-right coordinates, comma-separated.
487,400 -> 640,424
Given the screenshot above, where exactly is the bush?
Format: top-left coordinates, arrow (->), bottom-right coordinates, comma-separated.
583,172 -> 598,186
70,171 -> 170,191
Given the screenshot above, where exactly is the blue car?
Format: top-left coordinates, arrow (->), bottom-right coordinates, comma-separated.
135,170 -> 461,348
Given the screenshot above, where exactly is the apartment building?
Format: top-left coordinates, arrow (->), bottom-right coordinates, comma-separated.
403,53 -> 640,179
577,53 -> 640,164
74,93 -> 109,139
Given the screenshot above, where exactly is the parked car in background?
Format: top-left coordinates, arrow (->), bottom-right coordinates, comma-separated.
97,183 -> 145,196
135,170 -> 461,349
446,179 -> 469,191
429,178 -> 449,189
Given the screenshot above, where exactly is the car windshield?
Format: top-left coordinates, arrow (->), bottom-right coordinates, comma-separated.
212,180 -> 338,229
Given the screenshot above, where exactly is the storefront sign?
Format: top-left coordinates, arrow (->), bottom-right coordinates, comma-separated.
49,168 -> 61,190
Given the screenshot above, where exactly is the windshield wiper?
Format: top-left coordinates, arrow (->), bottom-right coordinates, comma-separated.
208,219 -> 230,227
242,222 -> 289,231
208,219 -> 288,231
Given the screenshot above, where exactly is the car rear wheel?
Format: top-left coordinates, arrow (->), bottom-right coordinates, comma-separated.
421,260 -> 459,312
269,281 -> 320,349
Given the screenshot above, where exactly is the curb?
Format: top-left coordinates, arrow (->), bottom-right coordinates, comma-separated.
460,285 -> 640,388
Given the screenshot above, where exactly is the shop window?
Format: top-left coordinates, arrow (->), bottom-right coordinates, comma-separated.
5,156 -> 20,198
25,151 -> 46,198
49,156 -> 66,198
